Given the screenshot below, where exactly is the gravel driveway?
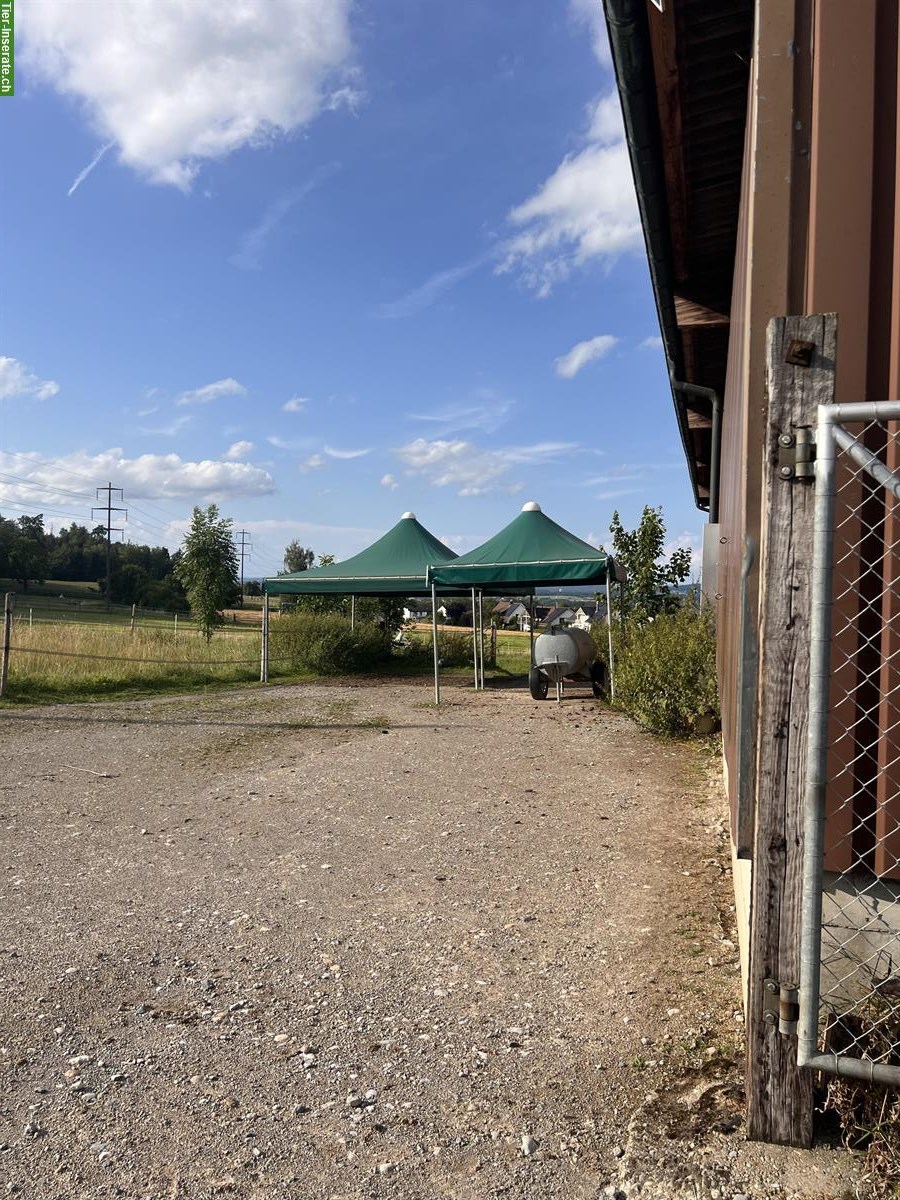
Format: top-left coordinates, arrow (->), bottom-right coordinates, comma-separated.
0,680 -> 859,1199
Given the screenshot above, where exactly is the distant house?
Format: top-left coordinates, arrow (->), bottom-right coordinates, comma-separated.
540,606 -> 576,630
403,602 -> 447,622
572,602 -> 602,629
492,600 -> 529,628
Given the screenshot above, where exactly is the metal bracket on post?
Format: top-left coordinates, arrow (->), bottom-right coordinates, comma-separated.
778,428 -> 816,480
763,978 -> 800,1037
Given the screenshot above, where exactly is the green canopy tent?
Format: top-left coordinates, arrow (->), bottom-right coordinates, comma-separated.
426,501 -> 626,702
260,512 -> 474,687
264,511 -> 458,597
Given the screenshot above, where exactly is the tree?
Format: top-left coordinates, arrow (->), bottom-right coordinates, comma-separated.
443,600 -> 472,626
1,514 -> 49,591
174,505 -> 240,641
283,541 -> 315,573
606,506 -> 692,623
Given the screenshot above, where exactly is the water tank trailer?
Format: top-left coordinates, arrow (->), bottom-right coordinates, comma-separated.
528,626 -> 608,702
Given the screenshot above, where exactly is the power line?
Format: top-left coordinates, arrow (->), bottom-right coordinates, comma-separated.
0,471 -> 93,502
92,483 -> 126,613
0,451 -> 187,527
0,497 -> 92,524
235,529 -> 252,599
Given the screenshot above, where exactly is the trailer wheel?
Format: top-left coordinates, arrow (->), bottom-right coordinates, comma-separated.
529,667 -> 548,701
591,660 -> 609,700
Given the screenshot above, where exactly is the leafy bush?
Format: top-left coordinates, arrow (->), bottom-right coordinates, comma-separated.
269,614 -> 388,675
605,602 -> 719,736
399,630 -> 473,668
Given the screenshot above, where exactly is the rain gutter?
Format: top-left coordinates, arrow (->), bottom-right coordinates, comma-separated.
602,0 -> 705,511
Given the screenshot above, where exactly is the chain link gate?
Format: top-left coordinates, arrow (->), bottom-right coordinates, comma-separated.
800,402 -> 900,1085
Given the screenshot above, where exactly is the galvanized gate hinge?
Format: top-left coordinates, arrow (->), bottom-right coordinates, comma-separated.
778,428 -> 816,480
763,978 -> 799,1036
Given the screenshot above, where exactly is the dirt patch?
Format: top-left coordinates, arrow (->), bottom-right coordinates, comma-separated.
0,681 -> 861,1198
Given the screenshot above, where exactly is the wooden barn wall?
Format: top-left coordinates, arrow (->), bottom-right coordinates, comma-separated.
804,0 -> 900,880
718,105 -> 752,835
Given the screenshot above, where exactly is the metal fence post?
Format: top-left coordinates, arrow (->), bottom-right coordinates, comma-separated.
797,404 -> 837,1071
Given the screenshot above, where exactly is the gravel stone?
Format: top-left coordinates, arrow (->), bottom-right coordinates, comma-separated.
0,681 -> 864,1200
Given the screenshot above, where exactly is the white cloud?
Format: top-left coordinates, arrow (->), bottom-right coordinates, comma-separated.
569,0 -> 612,65
595,488 -> 641,502
586,93 -> 622,142
0,447 -> 274,505
139,414 -> 192,437
438,533 -> 485,554
666,531 -> 702,574
580,470 -> 642,487
240,516 -> 382,560
176,377 -> 246,407
326,82 -> 366,114
268,434 -> 313,451
282,396 -> 309,413
230,164 -> 340,269
498,91 -> 640,295
0,357 -> 60,402
301,454 -> 326,472
395,437 -> 579,497
380,473 -> 399,491
225,440 -> 254,461
640,335 -> 664,350
555,334 -> 618,379
378,255 -> 488,319
21,0 -> 355,190
67,141 -> 113,196
407,395 -> 513,436
324,445 -> 371,460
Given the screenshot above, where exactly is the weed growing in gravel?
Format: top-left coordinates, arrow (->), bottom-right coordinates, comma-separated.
821,1004 -> 900,1198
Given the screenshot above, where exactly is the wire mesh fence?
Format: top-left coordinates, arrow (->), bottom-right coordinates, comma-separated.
800,406 -> 900,1084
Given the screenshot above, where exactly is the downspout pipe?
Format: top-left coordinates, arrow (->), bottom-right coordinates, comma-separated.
670,377 -> 722,523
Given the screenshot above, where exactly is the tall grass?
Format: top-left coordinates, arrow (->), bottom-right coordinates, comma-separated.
3,613 -> 539,704
6,621 -> 264,702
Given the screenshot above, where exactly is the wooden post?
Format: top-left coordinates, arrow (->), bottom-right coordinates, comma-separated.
746,314 -> 836,1146
0,593 -> 12,697
130,603 -> 137,635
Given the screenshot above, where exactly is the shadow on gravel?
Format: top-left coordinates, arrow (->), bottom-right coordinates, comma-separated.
0,712 -> 450,732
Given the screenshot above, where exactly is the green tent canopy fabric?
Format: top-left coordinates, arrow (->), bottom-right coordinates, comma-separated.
427,502 -> 622,592
263,512 -> 458,596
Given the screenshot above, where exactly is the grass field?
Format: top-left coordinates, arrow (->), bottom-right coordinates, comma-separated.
4,621 -> 268,704
0,618 -> 534,704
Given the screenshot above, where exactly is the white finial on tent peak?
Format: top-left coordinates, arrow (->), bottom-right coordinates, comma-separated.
401,511 -> 416,520
521,501 -> 542,512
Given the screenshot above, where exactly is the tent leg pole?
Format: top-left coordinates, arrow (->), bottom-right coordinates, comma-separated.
478,591 -> 485,688
350,595 -> 355,631
432,582 -> 440,705
529,591 -> 535,667
471,587 -> 478,689
261,592 -> 269,684
606,576 -> 615,701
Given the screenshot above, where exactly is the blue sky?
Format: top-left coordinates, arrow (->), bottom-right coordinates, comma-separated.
0,0 -> 699,579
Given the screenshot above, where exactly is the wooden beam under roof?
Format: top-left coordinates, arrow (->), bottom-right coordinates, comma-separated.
675,295 -> 730,328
